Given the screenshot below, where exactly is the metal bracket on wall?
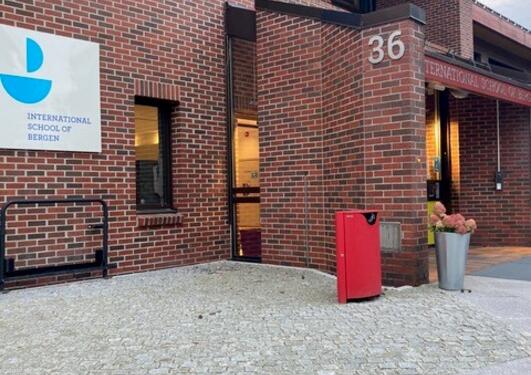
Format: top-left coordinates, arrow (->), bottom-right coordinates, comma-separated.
0,198 -> 109,291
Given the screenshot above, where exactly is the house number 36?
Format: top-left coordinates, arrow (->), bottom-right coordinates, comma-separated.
368,31 -> 405,64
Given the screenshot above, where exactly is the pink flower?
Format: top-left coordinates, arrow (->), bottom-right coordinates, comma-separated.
428,202 -> 477,235
465,219 -> 477,232
453,214 -> 465,225
433,202 -> 446,216
430,214 -> 441,225
442,215 -> 456,228
456,224 -> 468,235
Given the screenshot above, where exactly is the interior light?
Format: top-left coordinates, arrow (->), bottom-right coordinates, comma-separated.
237,118 -> 258,126
450,89 -> 469,99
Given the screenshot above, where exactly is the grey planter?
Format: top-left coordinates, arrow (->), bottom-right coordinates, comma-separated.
435,232 -> 471,290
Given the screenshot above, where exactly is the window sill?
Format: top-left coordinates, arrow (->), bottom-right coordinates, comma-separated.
136,211 -> 183,228
137,208 -> 177,215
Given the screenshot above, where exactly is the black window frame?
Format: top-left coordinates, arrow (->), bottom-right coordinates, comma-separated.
332,0 -> 375,13
134,97 -> 174,213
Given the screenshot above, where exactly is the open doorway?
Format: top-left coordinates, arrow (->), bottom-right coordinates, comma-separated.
227,35 -> 261,260
426,89 -> 452,245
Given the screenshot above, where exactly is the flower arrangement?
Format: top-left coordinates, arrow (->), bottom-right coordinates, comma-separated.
429,202 -> 477,235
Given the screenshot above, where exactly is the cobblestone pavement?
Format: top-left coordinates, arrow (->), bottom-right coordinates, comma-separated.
0,261 -> 529,375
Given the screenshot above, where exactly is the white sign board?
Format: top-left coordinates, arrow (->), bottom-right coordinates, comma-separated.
0,25 -> 101,152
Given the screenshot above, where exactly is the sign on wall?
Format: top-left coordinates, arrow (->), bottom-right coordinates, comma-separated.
368,31 -> 405,65
425,55 -> 531,107
0,24 -> 101,152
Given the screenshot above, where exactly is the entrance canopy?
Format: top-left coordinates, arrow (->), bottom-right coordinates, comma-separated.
425,52 -> 531,107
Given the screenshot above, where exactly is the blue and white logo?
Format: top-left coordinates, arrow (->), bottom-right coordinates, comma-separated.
0,37 -> 52,104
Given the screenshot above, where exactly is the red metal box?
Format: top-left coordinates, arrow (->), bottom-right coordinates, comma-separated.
336,210 -> 382,303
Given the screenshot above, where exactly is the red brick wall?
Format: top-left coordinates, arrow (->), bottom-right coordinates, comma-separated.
1,0 -> 431,289
0,0 -> 234,287
256,6 -> 428,285
3,203 -> 102,270
256,11 -> 328,269
450,95 -> 531,246
376,0 -> 474,59
322,23 -> 365,272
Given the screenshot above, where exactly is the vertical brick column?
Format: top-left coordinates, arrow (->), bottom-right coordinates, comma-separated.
375,0 -> 474,59
321,24 -> 365,273
361,20 -> 428,286
256,11 -> 327,269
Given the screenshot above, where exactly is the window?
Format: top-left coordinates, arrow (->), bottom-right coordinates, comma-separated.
134,99 -> 172,211
332,0 -> 375,13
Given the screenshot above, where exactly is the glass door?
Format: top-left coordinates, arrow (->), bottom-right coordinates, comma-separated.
233,118 -> 260,258
426,89 -> 452,245
227,36 -> 261,260
426,90 -> 442,245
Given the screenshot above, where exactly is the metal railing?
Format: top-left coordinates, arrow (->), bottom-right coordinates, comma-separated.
0,198 -> 109,290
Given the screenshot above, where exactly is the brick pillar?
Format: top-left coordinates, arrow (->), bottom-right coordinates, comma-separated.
458,0 -> 474,60
361,20 -> 428,286
256,10 -> 327,269
321,24 -> 365,273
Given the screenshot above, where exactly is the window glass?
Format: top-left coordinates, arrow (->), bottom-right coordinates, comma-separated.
135,104 -> 171,210
332,0 -> 375,13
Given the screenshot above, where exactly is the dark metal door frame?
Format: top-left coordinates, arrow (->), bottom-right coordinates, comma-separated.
439,90 -> 453,211
0,198 -> 109,290
225,4 -> 261,262
225,36 -> 261,263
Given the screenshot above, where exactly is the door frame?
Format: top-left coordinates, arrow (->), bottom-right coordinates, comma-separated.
225,5 -> 260,262
439,90 -> 453,211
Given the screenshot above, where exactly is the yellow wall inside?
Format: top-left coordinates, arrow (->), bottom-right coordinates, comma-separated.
427,201 -> 435,245
135,105 -> 159,161
234,123 -> 260,228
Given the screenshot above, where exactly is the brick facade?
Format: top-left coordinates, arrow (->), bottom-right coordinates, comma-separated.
0,0 -> 374,289
450,95 -> 531,246
0,0 -> 527,290
376,0 -> 474,59
0,0 -> 234,287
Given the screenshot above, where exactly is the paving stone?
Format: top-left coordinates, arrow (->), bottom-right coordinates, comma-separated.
0,261 -> 529,374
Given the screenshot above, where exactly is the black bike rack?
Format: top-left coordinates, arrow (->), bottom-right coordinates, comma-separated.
0,198 -> 109,290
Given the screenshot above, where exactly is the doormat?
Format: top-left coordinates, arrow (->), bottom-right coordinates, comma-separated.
472,256 -> 531,281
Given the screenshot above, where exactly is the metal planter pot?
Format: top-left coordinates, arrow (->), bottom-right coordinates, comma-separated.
435,232 -> 471,290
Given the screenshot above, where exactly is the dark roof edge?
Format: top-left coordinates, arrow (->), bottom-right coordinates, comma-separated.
226,3 -> 256,41
362,3 -> 426,28
254,0 -> 425,29
426,50 -> 531,91
254,0 -> 361,28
